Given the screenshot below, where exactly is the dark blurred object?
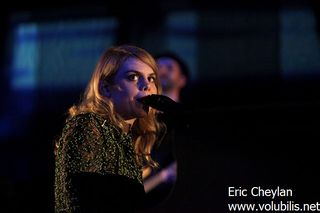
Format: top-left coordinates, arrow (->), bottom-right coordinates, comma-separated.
137,95 -> 185,113
146,100 -> 320,212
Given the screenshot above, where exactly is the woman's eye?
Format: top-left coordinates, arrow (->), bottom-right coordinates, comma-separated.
148,76 -> 156,83
128,74 -> 139,81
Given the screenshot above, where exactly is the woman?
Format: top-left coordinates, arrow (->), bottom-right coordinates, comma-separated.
54,45 -> 165,212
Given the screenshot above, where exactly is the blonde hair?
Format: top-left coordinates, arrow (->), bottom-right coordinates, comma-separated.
68,45 -> 164,168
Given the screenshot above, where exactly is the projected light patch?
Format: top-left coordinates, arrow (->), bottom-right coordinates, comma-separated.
166,11 -> 198,82
10,18 -> 118,90
11,24 -> 38,90
280,6 -> 320,79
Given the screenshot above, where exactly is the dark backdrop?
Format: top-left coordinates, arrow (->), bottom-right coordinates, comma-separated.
1,0 -> 320,212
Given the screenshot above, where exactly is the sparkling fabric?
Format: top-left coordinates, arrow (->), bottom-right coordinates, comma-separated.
54,112 -> 143,212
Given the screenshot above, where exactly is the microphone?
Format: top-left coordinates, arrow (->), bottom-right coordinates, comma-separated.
138,95 -> 196,127
137,95 -> 184,113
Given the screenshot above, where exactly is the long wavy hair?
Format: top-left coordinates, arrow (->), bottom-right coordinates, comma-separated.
67,45 -> 165,168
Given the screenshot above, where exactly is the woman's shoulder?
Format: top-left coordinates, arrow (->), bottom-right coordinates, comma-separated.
65,112 -> 120,135
59,112 -> 101,137
57,112 -> 106,146
65,112 -> 105,127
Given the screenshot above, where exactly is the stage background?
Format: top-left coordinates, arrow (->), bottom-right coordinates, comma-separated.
1,0 -> 320,212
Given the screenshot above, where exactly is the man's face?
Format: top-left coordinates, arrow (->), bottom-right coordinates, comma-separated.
157,57 -> 185,92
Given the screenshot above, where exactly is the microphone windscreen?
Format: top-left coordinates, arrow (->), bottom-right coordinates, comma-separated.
137,95 -> 182,112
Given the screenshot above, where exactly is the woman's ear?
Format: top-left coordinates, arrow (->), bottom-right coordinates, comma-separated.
99,81 -> 111,98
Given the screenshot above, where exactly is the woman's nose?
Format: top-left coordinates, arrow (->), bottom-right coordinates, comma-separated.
140,79 -> 150,91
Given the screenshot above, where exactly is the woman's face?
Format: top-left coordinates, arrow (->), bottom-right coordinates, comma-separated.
107,57 -> 158,121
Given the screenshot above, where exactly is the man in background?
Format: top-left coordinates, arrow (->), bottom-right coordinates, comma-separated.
143,51 -> 190,209
156,52 -> 189,103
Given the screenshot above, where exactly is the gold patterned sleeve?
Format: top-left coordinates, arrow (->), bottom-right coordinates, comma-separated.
55,113 -> 147,212
63,114 -> 105,174
55,113 -> 106,212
